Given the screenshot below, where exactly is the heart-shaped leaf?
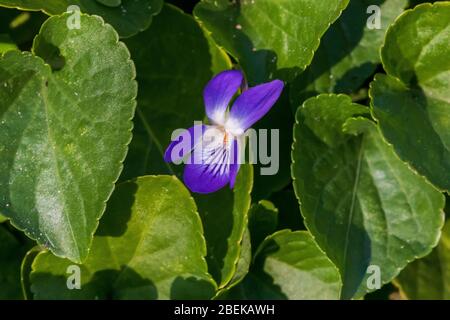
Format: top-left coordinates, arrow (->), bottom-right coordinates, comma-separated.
0,0 -> 163,38
0,14 -> 137,262
223,230 -> 342,299
370,2 -> 450,192
290,0 -> 407,107
194,164 -> 253,288
29,176 -> 216,300
395,220 -> 450,299
194,0 -> 349,84
292,94 -> 445,299
120,4 -> 231,181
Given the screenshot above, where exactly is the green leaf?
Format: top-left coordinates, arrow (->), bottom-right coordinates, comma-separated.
121,3 -> 231,181
20,246 -> 42,300
395,220 -> 450,299
224,230 -> 342,299
370,2 -> 450,192
0,14 -> 137,262
0,0 -> 163,38
0,213 -> 7,223
194,164 -> 253,288
290,0 -> 407,107
0,225 -> 30,299
292,94 -> 445,299
0,33 -> 17,53
30,176 -> 216,300
215,227 -> 252,298
248,200 -> 278,250
194,0 -> 350,84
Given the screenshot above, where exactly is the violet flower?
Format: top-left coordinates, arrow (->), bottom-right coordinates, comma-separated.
164,70 -> 284,194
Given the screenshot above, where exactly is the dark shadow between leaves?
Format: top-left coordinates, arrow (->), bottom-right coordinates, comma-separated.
251,89 -> 294,201
170,276 -> 216,300
111,266 -> 157,300
335,62 -> 377,93
96,180 -> 137,237
252,240 -> 288,300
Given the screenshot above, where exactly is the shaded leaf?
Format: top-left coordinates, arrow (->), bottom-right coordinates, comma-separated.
395,220 -> 450,299
30,176 -> 216,300
0,0 -> 163,38
370,2 -> 450,191
0,14 -> 137,262
290,0 -> 407,107
194,0 -> 350,84
292,94 -> 445,299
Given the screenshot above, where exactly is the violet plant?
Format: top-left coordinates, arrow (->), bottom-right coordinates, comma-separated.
0,0 -> 448,301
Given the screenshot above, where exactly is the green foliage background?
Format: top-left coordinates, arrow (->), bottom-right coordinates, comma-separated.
0,0 -> 448,300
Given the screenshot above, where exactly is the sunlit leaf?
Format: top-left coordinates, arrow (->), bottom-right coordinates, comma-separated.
30,176 -> 216,300
194,0 -> 350,84
370,2 -> 450,191
292,94 -> 445,299
0,14 -> 137,262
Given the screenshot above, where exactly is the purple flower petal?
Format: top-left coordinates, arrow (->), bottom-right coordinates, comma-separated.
229,139 -> 240,188
183,128 -> 238,194
226,79 -> 284,133
184,162 -> 231,194
164,124 -> 206,163
203,70 -> 243,125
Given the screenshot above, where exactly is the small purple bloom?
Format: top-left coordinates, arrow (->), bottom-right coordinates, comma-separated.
164,70 -> 284,194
